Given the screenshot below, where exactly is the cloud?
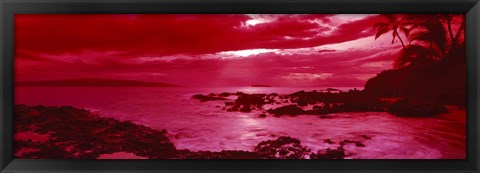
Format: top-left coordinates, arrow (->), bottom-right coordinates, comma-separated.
281,73 -> 334,81
14,14 -> 422,87
15,14 -> 380,58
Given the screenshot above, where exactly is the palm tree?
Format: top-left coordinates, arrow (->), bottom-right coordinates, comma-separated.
453,16 -> 465,46
407,19 -> 448,59
442,14 -> 456,47
391,19 -> 448,68
395,44 -> 437,68
373,14 -> 466,68
373,14 -> 410,49
435,14 -> 464,49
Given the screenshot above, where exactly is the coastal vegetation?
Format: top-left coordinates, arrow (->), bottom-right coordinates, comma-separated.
365,14 -> 466,107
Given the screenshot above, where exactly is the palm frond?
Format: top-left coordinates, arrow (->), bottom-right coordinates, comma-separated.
399,26 -> 410,37
408,31 -> 431,43
422,21 -> 448,52
395,44 -> 436,68
373,22 -> 389,28
381,14 -> 397,23
374,23 -> 390,40
375,28 -> 390,40
407,21 -> 448,54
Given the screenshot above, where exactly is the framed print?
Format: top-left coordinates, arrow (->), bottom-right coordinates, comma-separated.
1,0 -> 479,172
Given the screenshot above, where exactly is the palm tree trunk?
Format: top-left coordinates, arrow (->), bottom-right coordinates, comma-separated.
395,31 -> 406,49
446,17 -> 456,47
454,18 -> 466,43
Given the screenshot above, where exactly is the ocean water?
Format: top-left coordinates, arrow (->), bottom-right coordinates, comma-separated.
14,87 -> 466,159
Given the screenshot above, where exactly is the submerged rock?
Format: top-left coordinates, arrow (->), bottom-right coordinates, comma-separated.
267,105 -> 305,116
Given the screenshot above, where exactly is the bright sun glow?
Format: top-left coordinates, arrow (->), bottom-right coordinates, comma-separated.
218,49 -> 278,58
244,14 -> 275,27
245,18 -> 267,26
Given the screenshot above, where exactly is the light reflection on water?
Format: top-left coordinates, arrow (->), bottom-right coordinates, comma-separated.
15,87 -> 465,159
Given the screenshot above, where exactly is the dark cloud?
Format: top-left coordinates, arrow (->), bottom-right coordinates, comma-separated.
14,14 -> 420,87
15,14 -> 379,57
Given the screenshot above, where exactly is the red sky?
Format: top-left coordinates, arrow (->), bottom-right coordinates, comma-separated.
13,14 -> 463,87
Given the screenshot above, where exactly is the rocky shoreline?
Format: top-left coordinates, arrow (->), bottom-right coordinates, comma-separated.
14,87 -> 456,159
14,105 -> 371,159
193,89 -> 450,117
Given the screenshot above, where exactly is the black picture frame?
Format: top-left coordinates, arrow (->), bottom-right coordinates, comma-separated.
1,0 -> 479,172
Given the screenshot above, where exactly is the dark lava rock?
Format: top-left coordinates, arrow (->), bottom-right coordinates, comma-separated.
258,114 -> 267,118
239,105 -> 252,112
323,139 -> 335,144
268,93 -> 279,97
193,94 -> 227,102
235,94 -> 267,107
325,88 -> 340,92
254,136 -> 310,159
387,98 -> 448,117
224,102 -> 235,106
176,149 -> 260,159
319,115 -> 333,119
340,140 -> 365,147
14,105 -> 177,159
267,105 -> 305,116
290,90 -> 306,97
219,92 -> 232,97
359,135 -> 371,140
217,94 -> 270,112
265,99 -> 275,104
297,97 -> 308,106
235,92 -> 246,96
310,147 -> 346,159
226,105 -> 240,112
355,142 -> 366,147
304,109 -> 329,115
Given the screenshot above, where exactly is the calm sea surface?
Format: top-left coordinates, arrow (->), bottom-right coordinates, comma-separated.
14,87 -> 466,159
